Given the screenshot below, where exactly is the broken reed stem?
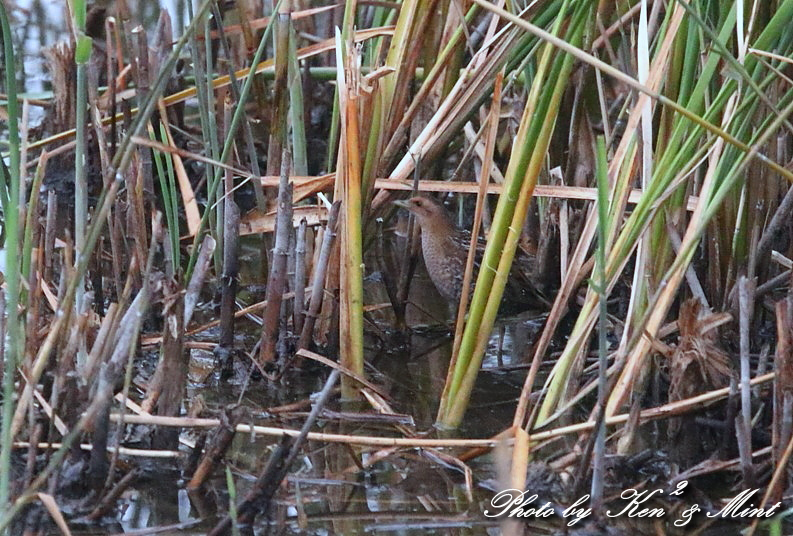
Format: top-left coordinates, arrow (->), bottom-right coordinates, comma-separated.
184,235 -> 216,327
107,371 -> 776,448
186,406 -> 246,491
260,156 -> 293,364
337,37 -> 366,396
152,280 -> 186,450
293,219 -> 308,337
771,296 -> 793,502
738,275 -> 756,486
297,202 -> 341,354
218,98 -> 240,354
210,370 -> 341,534
218,202 -> 240,349
209,1 -> 267,213
266,10 -> 290,176
590,135 -> 610,511
88,215 -> 160,490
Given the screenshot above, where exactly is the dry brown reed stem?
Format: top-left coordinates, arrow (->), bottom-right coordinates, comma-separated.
90,218 -> 160,489
27,27 -> 396,155
186,406 -> 247,492
88,275 -> 151,473
183,235 -> 216,326
509,426 -> 530,493
298,201 -> 340,353
260,157 -> 293,364
737,276 -> 756,486
105,17 -> 119,158
87,468 -> 140,521
293,219 -> 308,336
748,420 -> 793,536
110,204 -> 125,297
23,423 -> 43,491
209,370 -> 341,535
771,296 -> 793,502
218,201 -> 240,350
267,10 -> 291,177
219,98 -> 240,355
24,251 -> 42,364
83,304 -> 118,384
132,26 -> 153,199
87,64 -> 112,185
208,2 -> 267,213
43,190 -> 57,281
275,176 -> 706,209
109,371 -> 775,449
127,164 -> 148,279
152,280 -> 187,450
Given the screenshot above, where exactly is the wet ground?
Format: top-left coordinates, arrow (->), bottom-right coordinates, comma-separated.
60,261 -> 773,536
58,247 -> 550,535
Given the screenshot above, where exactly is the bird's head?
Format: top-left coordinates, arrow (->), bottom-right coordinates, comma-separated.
392,196 -> 450,228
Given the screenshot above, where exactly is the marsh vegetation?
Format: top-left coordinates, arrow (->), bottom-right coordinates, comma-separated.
1,0 -> 793,534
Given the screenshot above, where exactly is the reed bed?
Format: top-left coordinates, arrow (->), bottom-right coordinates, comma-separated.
1,0 -> 793,532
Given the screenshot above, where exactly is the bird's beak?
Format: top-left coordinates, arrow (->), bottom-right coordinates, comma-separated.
392,199 -> 411,210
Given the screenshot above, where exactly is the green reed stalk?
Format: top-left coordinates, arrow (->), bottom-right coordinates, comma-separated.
151,124 -> 180,269
590,136 -> 610,509
288,22 -> 307,176
21,156 -> 47,285
437,0 -> 591,428
535,2 -> 733,423
0,0 -> 22,514
185,0 -> 282,280
73,0 -> 91,319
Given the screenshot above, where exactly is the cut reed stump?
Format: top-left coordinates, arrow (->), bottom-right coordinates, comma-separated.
297,201 -> 340,356
260,159 -> 293,365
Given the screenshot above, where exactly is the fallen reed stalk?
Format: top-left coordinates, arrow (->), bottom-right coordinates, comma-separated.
103,371 -> 774,449
209,370 -> 341,534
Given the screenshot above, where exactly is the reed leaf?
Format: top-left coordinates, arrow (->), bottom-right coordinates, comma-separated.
0,0 -> 22,510
437,0 -> 593,428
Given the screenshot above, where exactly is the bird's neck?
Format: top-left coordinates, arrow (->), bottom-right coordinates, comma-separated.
421,212 -> 458,237
420,214 -> 463,255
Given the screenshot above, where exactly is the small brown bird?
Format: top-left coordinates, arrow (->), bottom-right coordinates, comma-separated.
393,196 -> 548,314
